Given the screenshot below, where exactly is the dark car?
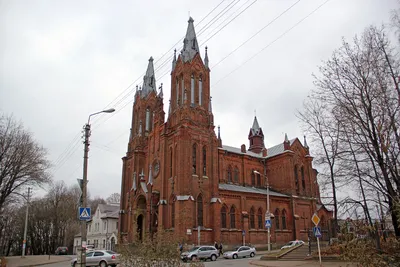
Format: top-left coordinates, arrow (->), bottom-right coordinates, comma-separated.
55,246 -> 68,255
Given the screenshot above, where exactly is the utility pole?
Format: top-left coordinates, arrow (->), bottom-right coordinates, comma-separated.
22,187 -> 31,258
80,123 -> 90,267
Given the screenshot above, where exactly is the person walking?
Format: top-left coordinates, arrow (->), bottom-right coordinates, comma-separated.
178,242 -> 183,254
219,242 -> 223,256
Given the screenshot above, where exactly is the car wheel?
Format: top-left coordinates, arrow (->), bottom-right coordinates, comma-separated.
191,255 -> 197,261
211,254 -> 217,261
99,260 -> 107,267
250,252 -> 255,257
73,262 -> 77,267
233,254 -> 238,259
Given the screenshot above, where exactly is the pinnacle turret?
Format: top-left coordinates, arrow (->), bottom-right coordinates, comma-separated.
142,57 -> 156,97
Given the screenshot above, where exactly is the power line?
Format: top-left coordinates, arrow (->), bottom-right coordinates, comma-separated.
212,0 -> 331,87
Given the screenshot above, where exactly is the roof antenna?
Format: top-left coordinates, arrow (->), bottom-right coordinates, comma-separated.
254,109 -> 256,117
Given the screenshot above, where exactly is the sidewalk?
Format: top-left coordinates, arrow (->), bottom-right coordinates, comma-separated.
250,260 -> 357,267
5,255 -> 71,267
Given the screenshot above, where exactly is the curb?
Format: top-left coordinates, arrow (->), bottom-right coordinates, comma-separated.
18,258 -> 71,267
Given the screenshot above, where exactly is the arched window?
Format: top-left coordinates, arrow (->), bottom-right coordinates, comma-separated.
192,144 -> 197,174
230,206 -> 236,228
181,76 -> 184,105
197,195 -> 203,227
176,78 -> 179,106
169,148 -> 173,178
301,166 -> 306,192
275,209 -> 280,230
257,208 -> 263,229
227,165 -> 232,182
282,209 -> 287,229
221,206 -> 227,228
191,74 -> 195,105
199,77 -> 203,105
251,171 -> 255,186
203,146 -> 207,176
145,108 -> 150,131
256,172 -> 261,187
250,207 -> 255,229
234,167 -> 239,183
294,165 -> 299,194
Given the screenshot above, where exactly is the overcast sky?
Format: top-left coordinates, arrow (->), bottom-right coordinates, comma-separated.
1,0 -> 397,200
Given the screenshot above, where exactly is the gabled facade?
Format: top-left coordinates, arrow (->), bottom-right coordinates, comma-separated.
119,17 -> 332,246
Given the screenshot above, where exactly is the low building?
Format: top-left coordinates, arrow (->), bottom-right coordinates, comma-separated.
74,204 -> 119,254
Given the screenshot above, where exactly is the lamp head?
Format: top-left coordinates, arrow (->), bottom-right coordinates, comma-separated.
253,170 -> 261,175
103,108 -> 115,113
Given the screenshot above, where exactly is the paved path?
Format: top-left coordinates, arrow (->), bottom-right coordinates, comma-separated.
5,255 -> 71,267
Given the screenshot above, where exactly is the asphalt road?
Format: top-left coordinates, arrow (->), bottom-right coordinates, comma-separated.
40,255 -> 262,267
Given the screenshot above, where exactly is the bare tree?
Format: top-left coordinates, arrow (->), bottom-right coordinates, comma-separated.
106,192 -> 121,204
0,114 -> 51,213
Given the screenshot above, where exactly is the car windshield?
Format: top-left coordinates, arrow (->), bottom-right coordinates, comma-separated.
189,246 -> 199,252
285,242 -> 294,246
234,247 -> 240,251
106,250 -> 116,254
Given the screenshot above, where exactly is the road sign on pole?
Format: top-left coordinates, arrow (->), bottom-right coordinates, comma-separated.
311,213 -> 320,226
313,226 -> 322,238
265,219 -> 271,228
79,207 -> 91,221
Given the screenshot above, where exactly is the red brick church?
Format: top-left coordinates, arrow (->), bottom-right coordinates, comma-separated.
119,17 -> 332,246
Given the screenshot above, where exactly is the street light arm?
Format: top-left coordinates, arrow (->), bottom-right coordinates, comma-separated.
87,108 -> 115,124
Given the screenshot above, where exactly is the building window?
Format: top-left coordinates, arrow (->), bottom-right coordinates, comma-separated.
176,78 -> 179,106
275,209 -> 280,230
103,221 -> 106,231
282,209 -> 287,229
230,206 -> 236,228
251,171 -> 255,186
181,76 -> 184,105
145,108 -> 150,132
221,206 -> 227,228
257,208 -> 263,229
197,195 -> 203,227
170,148 -> 173,178
256,172 -> 261,187
199,77 -> 202,105
234,167 -> 239,183
103,239 -> 105,248
191,74 -> 195,105
192,143 -> 197,174
301,166 -> 305,192
227,165 -> 232,182
89,225 -> 91,232
202,146 -> 207,176
250,208 -> 255,229
294,165 -> 299,194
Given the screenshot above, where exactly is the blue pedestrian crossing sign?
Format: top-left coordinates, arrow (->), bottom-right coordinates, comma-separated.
79,207 -> 91,221
265,219 -> 271,228
313,226 -> 322,238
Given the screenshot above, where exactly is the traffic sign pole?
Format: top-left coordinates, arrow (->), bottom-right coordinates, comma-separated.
317,236 -> 321,266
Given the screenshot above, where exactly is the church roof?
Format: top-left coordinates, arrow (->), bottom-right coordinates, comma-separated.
141,57 -> 156,97
98,204 -> 119,218
251,116 -> 261,135
220,138 -> 296,159
181,17 -> 200,62
219,183 -> 289,198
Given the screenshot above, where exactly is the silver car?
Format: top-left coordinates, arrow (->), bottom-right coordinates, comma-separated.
223,246 -> 256,259
181,245 -> 219,262
71,250 -> 120,267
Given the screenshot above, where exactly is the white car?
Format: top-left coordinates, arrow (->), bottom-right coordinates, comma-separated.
223,246 -> 256,259
280,240 -> 305,250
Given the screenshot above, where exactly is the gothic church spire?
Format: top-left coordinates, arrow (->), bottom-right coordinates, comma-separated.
142,57 -> 156,97
181,17 -> 200,62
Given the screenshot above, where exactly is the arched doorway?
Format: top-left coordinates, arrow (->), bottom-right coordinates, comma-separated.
110,237 -> 115,251
137,214 -> 144,241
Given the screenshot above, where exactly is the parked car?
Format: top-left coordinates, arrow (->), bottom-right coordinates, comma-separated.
55,247 -> 68,255
71,250 -> 120,267
181,246 -> 219,262
280,240 -> 305,250
223,246 -> 256,259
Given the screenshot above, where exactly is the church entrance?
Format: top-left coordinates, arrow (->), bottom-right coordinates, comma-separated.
137,214 -> 144,241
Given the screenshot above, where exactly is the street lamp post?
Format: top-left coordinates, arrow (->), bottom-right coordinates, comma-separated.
80,108 -> 115,267
22,187 -> 32,258
254,170 -> 270,251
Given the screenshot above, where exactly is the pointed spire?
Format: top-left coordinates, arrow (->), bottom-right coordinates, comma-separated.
131,172 -> 137,191
168,99 -> 172,117
204,46 -> 209,68
251,116 -> 260,135
158,83 -> 163,98
218,125 -> 221,140
140,169 -> 145,181
172,49 -> 177,71
284,133 -> 289,142
147,165 -> 153,185
142,57 -> 156,97
182,17 -> 199,62
209,96 -> 212,113
304,135 -> 308,148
